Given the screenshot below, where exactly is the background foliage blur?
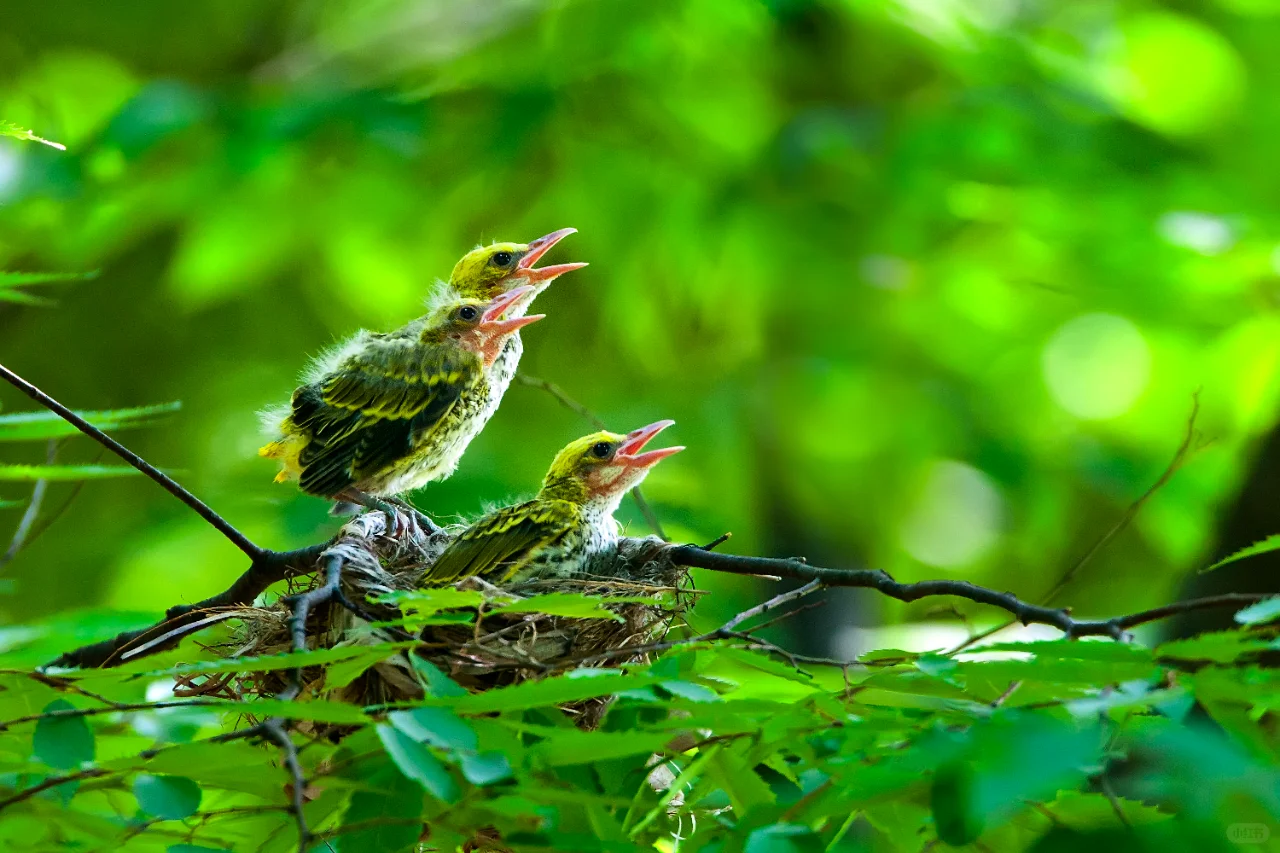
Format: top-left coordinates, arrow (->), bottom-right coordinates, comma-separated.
3,0 -> 1280,656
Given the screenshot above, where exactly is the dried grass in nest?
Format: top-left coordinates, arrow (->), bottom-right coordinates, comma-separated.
211,512 -> 693,732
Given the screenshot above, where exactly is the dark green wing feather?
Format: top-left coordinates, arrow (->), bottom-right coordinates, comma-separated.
292,337 -> 478,496
427,500 -> 579,584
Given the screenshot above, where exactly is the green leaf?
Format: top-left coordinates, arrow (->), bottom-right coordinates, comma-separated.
169,846 -> 227,853
0,402 -> 181,442
491,592 -> 651,622
0,121 -> 66,149
134,774 -> 202,820
32,699 -> 94,769
0,498 -> 24,509
660,680 -> 722,702
408,655 -> 468,699
1039,790 -> 1172,828
744,823 -> 823,853
1234,597 -> 1280,626
459,751 -> 514,786
340,760 -> 424,853
389,707 -> 477,751
77,641 -> 417,679
377,724 -> 461,803
425,668 -> 658,714
1158,632 -> 1272,664
377,587 -> 483,618
0,464 -> 144,481
526,729 -> 674,767
0,289 -> 55,306
1201,535 -> 1280,573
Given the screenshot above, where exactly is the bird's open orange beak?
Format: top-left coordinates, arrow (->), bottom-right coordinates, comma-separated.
518,227 -> 588,282
479,285 -> 544,335
615,420 -> 684,468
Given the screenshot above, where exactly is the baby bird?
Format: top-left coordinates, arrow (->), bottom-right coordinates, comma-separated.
426,420 -> 683,585
438,227 -> 586,411
259,286 -> 543,525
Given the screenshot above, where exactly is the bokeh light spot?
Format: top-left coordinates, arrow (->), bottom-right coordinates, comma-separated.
1158,211 -> 1234,255
1042,314 -> 1151,420
899,460 -> 1003,569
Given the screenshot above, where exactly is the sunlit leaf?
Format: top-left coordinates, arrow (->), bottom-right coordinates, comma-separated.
458,751 -> 513,786
0,402 -> 181,442
0,464 -> 143,481
0,121 -> 66,149
491,592 -> 653,622
377,724 -> 460,802
1201,535 -> 1280,574
389,707 -> 477,751
1234,597 -> 1280,626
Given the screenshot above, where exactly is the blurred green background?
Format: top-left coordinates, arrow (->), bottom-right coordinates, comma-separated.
3,0 -> 1279,657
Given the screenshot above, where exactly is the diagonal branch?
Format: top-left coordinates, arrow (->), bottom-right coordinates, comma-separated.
0,438 -> 56,573
0,363 -> 261,560
946,394 -> 1206,653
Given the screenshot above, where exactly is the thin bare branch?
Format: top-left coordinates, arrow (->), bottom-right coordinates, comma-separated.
0,363 -> 261,560
515,372 -> 667,540
946,395 -> 1206,654
0,439 -> 56,573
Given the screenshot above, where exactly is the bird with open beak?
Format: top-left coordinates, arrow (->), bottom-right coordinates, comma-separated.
259,286 -> 545,530
425,420 -> 683,584
432,227 -> 587,411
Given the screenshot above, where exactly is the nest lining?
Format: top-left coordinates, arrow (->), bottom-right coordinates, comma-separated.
207,512 -> 693,729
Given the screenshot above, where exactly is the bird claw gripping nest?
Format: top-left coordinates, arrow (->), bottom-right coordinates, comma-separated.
219,511 -> 691,731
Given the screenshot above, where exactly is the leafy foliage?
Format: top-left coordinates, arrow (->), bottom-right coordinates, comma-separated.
5,0 -> 1280,851
1202,535 -> 1280,574
4,623 -> 1279,851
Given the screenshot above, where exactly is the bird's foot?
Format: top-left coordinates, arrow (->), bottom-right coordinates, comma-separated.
338,490 -> 435,538
384,497 -> 439,536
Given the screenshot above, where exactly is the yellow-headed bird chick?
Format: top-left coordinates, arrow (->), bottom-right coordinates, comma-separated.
426,421 -> 683,584
260,286 -> 543,530
436,227 -> 586,413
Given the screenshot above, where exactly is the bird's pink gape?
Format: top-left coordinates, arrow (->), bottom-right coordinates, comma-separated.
518,227 -> 589,282
614,419 -> 684,469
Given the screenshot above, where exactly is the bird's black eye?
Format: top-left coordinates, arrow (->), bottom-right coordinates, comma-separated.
491,251 -> 514,268
458,305 -> 479,321
591,442 -> 612,459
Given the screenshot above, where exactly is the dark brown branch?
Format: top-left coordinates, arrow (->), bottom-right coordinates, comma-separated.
665,545 -> 1271,640
46,543 -> 330,669
515,372 -> 667,540
0,767 -> 110,812
261,719 -> 312,850
0,363 -> 261,560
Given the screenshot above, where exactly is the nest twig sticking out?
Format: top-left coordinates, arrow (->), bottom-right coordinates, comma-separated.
217,512 -> 693,730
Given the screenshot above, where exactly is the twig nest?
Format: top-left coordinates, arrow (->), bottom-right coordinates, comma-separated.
220,512 -> 691,731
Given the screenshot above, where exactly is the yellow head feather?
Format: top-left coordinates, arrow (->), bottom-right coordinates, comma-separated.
538,431 -> 628,504
449,242 -> 531,300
